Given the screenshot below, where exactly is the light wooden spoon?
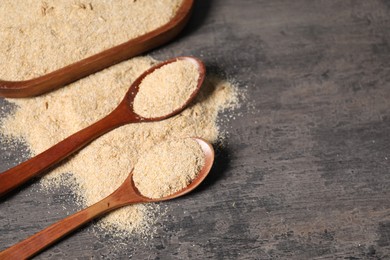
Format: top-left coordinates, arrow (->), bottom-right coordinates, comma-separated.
0,137 -> 214,260
0,0 -> 194,98
0,56 -> 205,198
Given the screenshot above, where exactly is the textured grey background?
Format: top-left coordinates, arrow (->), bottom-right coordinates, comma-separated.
1,0 -> 390,259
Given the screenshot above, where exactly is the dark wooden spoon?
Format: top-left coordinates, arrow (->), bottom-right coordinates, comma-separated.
0,56 -> 205,198
0,0 -> 194,98
0,137 -> 214,260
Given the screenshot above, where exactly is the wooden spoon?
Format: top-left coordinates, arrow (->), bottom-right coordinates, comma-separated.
0,56 -> 205,198
0,138 -> 214,260
0,0 -> 194,98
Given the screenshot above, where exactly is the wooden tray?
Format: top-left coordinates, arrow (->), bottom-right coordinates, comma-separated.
0,0 -> 194,98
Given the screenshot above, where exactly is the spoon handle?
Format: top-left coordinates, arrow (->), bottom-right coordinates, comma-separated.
0,105 -> 131,198
0,194 -> 121,259
0,176 -> 141,259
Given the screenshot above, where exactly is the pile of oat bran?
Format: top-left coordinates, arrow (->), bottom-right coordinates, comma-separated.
0,0 -> 183,80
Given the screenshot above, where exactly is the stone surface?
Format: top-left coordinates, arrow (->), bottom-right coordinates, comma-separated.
1,0 -> 390,259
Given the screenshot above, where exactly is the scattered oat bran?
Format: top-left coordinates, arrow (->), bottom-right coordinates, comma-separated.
133,59 -> 200,118
1,56 -> 238,235
133,138 -> 205,199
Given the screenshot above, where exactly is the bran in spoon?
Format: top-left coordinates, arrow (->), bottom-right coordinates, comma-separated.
133,138 -> 205,199
133,59 -> 200,118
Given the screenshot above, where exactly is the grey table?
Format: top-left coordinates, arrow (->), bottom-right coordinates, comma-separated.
1,0 -> 390,259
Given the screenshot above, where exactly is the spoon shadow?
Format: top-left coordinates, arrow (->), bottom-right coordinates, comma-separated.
182,0 -> 214,37
150,0 -> 214,57
191,142 -> 230,196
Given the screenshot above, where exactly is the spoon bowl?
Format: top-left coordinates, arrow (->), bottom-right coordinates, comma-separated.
118,56 -> 206,123
0,57 -> 205,198
0,138 -> 214,259
132,137 -> 215,202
